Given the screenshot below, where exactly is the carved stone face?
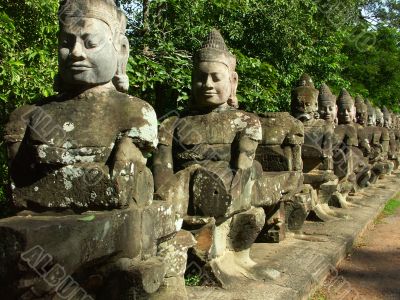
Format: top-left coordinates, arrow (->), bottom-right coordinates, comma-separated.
192,61 -> 236,109
375,109 -> 384,127
367,109 -> 377,126
58,18 -> 118,88
319,103 -> 337,122
295,95 -> 318,114
356,105 -> 368,125
338,103 -> 355,124
384,114 -> 392,128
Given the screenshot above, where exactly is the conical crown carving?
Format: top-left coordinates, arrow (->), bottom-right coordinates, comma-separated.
337,89 -> 354,106
297,74 -> 315,88
201,29 -> 229,52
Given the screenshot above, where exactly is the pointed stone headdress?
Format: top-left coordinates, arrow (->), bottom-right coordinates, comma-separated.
355,95 -> 364,105
318,83 -> 336,105
194,29 -> 236,71
59,0 -> 127,34
375,107 -> 383,118
296,73 -> 315,88
337,89 -> 354,107
365,99 -> 375,115
354,95 -> 365,110
382,106 -> 391,118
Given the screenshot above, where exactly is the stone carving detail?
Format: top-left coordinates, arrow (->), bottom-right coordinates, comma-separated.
1,1 -> 193,299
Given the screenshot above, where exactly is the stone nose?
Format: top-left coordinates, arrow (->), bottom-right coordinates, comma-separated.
70,41 -> 87,60
204,75 -> 214,88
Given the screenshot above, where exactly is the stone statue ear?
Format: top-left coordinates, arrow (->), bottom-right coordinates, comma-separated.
228,71 -> 239,108
112,35 -> 130,93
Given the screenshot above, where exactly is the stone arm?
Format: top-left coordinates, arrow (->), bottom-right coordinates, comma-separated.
380,129 -> 390,158
286,121 -> 304,171
235,136 -> 259,170
112,100 -> 159,174
153,144 -> 174,192
356,126 -> 371,156
388,131 -> 397,158
110,136 -> 148,177
372,130 -> 381,147
359,139 -> 371,155
344,126 -> 358,147
152,116 -> 178,192
234,114 -> 262,170
321,125 -> 334,170
4,105 -> 35,166
322,126 -> 333,157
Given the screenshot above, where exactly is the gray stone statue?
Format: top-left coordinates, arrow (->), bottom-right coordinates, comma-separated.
1,1 -> 193,299
383,106 -> 400,169
153,29 -> 280,288
317,87 -> 357,208
394,114 -> 400,160
375,106 -> 394,175
291,74 -> 340,220
331,89 -> 368,205
352,95 -> 373,188
365,100 -> 391,182
6,0 -> 156,210
255,111 -> 314,238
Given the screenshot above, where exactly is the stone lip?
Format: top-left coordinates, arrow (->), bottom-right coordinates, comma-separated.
186,172 -> 400,300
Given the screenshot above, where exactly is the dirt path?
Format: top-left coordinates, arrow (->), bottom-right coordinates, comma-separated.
314,199 -> 400,300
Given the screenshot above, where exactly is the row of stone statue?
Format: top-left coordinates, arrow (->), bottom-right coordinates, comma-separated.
1,1 -> 399,299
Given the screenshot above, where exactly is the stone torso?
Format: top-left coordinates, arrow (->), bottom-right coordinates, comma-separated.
333,124 -> 358,147
5,89 -> 157,209
302,118 -> 334,159
256,112 -> 304,172
159,109 -> 261,171
26,91 -> 156,165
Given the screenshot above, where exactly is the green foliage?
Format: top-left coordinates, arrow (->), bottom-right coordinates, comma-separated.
364,0 -> 400,29
122,0 -> 358,113
383,199 -> 400,216
184,274 -> 202,286
0,0 -> 59,209
78,215 -> 96,222
342,25 -> 400,112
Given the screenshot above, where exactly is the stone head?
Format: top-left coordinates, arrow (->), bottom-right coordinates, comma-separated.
291,74 -> 319,121
366,100 -> 376,126
191,29 -> 238,110
57,0 -> 130,92
382,106 -> 392,128
355,95 -> 368,126
318,83 -> 337,123
375,107 -> 384,127
396,114 -> 400,130
337,89 -> 356,125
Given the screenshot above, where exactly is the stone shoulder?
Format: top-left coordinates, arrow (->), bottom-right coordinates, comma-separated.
4,104 -> 37,143
118,92 -> 159,150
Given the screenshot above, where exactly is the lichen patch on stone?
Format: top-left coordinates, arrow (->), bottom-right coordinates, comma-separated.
63,122 -> 75,132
